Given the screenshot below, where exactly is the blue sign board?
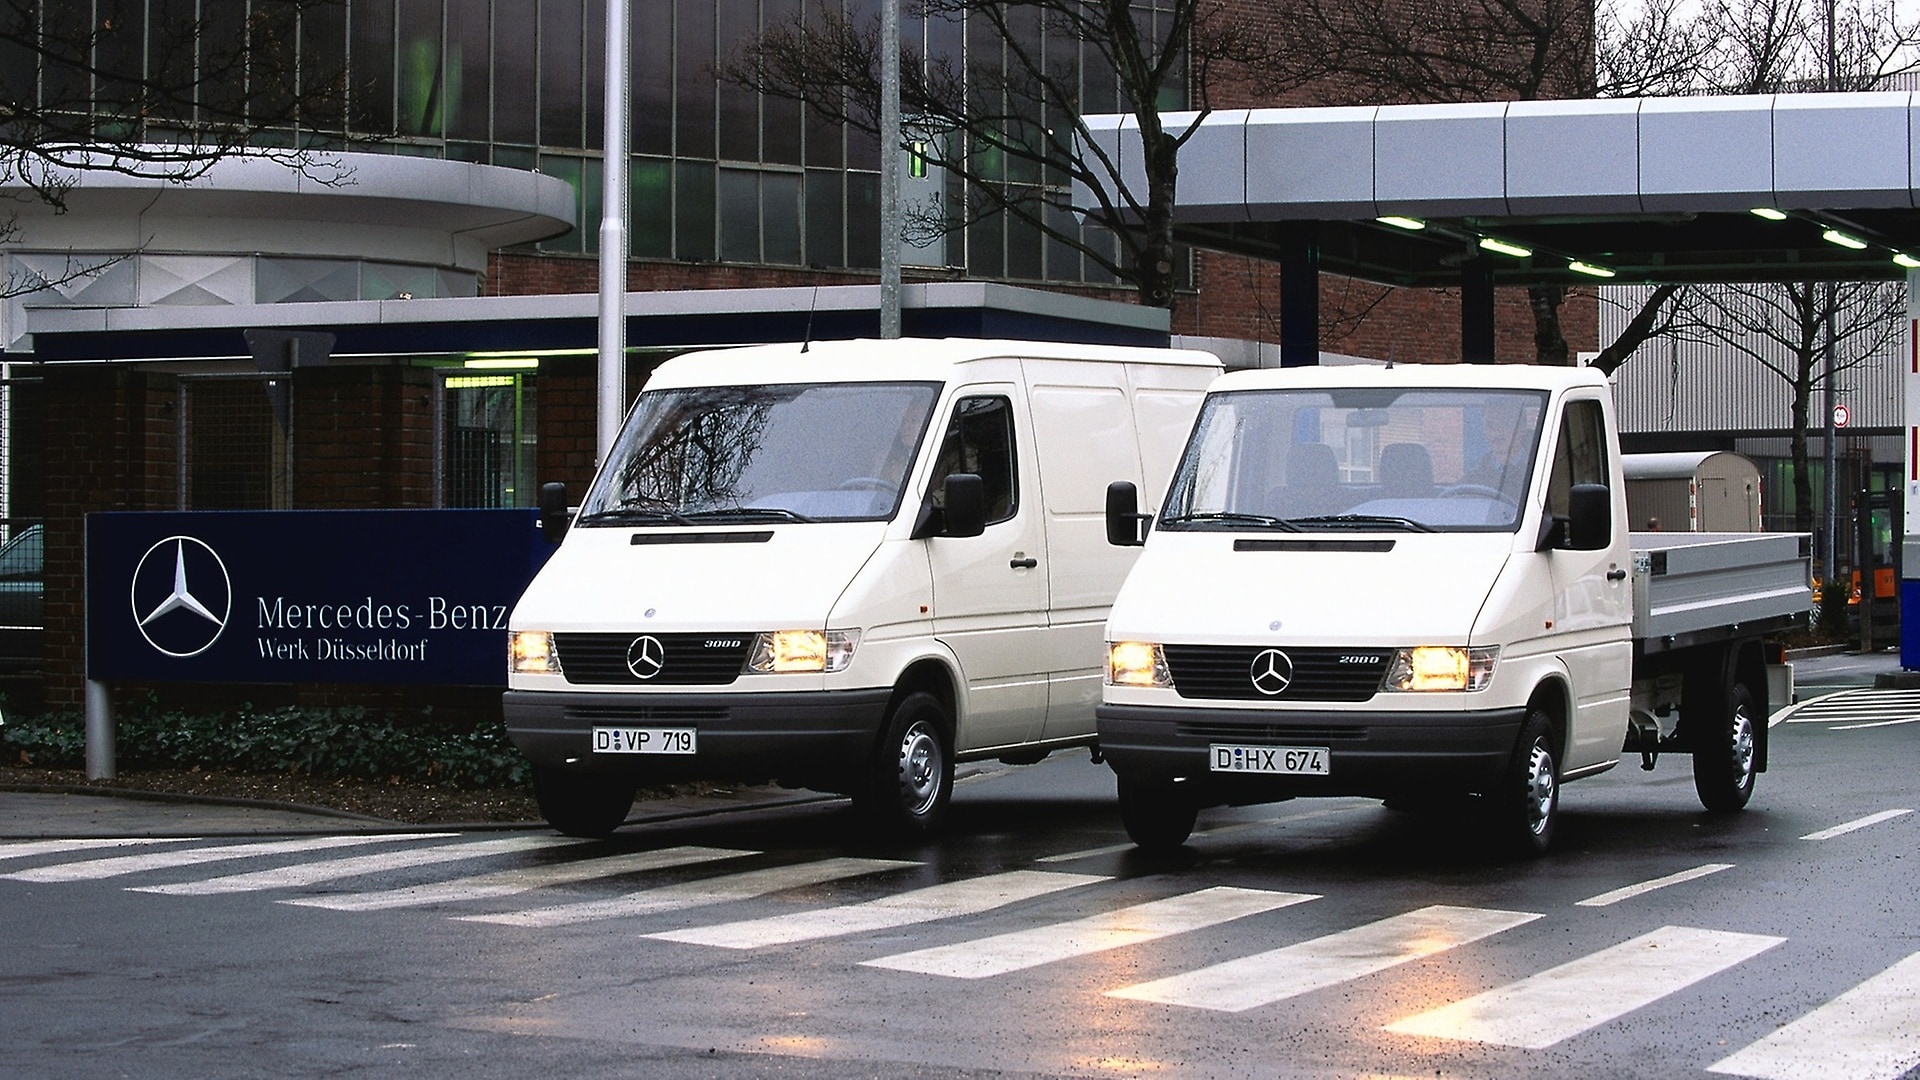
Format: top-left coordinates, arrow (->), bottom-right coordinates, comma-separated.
86,509 -> 551,685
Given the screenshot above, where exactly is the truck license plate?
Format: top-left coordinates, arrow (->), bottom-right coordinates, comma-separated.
1209,744 -> 1328,775
592,727 -> 697,755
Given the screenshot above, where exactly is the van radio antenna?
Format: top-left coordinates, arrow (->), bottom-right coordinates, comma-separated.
801,285 -> 819,353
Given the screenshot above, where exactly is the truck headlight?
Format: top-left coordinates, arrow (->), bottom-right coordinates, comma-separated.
746,629 -> 861,673
1383,646 -> 1498,692
1107,641 -> 1172,688
510,630 -> 560,675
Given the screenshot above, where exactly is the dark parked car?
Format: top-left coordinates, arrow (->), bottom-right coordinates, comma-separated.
0,524 -> 43,675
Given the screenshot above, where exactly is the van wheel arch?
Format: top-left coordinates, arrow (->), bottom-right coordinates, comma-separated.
887,658 -> 959,750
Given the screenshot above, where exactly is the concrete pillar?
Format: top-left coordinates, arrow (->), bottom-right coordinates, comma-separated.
1462,260 -> 1495,364
1279,222 -> 1320,367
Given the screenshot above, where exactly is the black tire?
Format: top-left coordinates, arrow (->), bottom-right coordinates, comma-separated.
1693,678 -> 1758,812
532,766 -> 634,838
1496,710 -> 1559,857
1117,776 -> 1198,852
854,691 -> 954,837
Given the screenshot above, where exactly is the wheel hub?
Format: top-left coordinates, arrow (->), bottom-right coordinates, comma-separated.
1525,743 -> 1556,835
897,721 -> 942,816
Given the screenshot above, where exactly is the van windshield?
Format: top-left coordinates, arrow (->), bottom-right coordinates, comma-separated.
578,381 -> 941,525
1160,387 -> 1548,533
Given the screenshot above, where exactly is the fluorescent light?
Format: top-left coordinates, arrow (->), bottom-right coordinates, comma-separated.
1478,237 -> 1533,258
446,375 -> 518,389
1822,229 -> 1868,250
1894,253 -> 1920,269
464,357 -> 539,370
1750,207 -> 1788,221
1568,260 -> 1616,279
1376,216 -> 1427,231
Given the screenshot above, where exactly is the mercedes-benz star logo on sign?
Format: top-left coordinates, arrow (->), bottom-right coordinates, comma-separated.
1249,648 -> 1295,696
130,536 -> 233,658
626,635 -> 666,680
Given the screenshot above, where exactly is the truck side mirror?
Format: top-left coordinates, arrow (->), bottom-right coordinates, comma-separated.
1106,481 -> 1146,547
940,473 -> 987,538
539,482 -> 571,545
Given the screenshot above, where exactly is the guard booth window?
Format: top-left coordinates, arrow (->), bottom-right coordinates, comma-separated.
440,372 -> 537,508
180,376 -> 288,510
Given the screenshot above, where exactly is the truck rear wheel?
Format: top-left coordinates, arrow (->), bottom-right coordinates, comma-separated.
532,766 -> 635,838
1117,777 -> 1198,852
854,691 -> 953,837
1496,711 -> 1559,857
1692,678 -> 1758,812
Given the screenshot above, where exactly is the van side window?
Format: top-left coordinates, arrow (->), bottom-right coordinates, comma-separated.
931,396 -> 1017,524
1546,398 -> 1608,518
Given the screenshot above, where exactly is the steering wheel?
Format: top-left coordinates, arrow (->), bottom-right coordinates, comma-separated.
1439,483 -> 1506,499
839,476 -> 895,491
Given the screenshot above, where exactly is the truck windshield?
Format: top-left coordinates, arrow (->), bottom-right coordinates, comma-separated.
578,381 -> 941,525
1161,387 -> 1548,533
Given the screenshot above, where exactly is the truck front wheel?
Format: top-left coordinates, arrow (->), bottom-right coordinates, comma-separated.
854,691 -> 954,837
1117,777 -> 1199,852
533,766 -> 635,838
1496,711 -> 1559,857
1692,679 -> 1758,812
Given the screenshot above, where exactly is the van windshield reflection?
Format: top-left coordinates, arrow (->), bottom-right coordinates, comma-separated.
578,382 -> 941,525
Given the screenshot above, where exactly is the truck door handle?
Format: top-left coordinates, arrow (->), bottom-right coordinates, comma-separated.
1010,557 -> 1038,569
1607,568 -> 1627,581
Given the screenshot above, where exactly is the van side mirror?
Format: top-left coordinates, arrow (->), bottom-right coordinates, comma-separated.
1106,481 -> 1146,547
1568,483 -> 1613,550
940,474 -> 987,538
539,482 -> 571,545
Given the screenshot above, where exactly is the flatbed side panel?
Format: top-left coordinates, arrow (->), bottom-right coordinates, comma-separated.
1629,532 -> 1811,641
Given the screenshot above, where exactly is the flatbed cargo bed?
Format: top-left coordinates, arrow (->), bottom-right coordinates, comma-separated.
1629,531 -> 1811,647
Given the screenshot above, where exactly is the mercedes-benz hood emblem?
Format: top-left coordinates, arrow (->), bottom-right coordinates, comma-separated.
1249,648 -> 1295,696
627,635 -> 666,680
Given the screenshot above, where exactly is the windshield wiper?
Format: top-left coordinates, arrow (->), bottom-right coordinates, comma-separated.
1162,512 -> 1301,532
1287,514 -> 1436,533
575,506 -> 695,526
683,506 -> 818,524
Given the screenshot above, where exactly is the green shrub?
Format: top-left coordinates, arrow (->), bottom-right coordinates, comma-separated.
0,702 -> 532,790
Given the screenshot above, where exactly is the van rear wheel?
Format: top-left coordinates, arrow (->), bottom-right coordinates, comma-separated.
1692,678 -> 1758,812
533,766 -> 635,838
854,691 -> 953,837
1117,777 -> 1198,852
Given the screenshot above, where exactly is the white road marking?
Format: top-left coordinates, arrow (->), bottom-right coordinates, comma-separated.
129,836 -> 573,895
1708,951 -> 1920,1080
1385,925 -> 1784,1048
1107,904 -> 1541,1013
863,886 -> 1316,979
1035,842 -> 1137,863
1801,808 -> 1914,841
457,857 -> 917,928
1830,717 -> 1920,730
1575,863 -> 1734,907
3,833 -> 454,882
281,845 -> 754,911
1778,689 -> 1920,726
0,837 -> 199,863
647,870 -> 1107,950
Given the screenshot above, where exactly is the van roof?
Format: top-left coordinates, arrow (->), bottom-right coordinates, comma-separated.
645,337 -> 1223,388
1208,362 -> 1611,395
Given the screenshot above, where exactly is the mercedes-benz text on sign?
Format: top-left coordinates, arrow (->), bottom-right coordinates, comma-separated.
86,510 -> 550,685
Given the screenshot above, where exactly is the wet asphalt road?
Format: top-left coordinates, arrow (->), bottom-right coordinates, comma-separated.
4,653 -> 1917,1079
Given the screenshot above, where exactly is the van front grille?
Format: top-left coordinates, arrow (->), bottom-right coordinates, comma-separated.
554,633 -> 755,686
1161,645 -> 1388,702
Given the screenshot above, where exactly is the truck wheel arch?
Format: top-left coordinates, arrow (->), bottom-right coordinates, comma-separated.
887,657 -> 959,750
1527,678 -> 1573,771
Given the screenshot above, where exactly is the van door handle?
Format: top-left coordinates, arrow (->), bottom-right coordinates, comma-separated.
1010,557 -> 1038,569
1607,568 -> 1627,581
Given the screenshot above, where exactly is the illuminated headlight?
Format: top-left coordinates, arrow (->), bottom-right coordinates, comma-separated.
1106,641 -> 1172,688
1383,646 -> 1498,692
510,630 -> 560,675
746,629 -> 862,674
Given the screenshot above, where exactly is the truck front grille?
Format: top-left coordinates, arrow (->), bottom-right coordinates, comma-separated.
554,633 -> 755,686
1161,645 -> 1387,702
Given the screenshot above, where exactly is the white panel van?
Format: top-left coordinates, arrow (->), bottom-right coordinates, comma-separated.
504,338 -> 1221,837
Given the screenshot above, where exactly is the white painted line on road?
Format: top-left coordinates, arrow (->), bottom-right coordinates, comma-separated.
1708,951 -> 1920,1080
863,886 -> 1317,979
1036,842 -> 1136,863
648,869 -> 1107,950
457,857 -> 917,928
1035,806 -> 1366,863
1830,716 -> 1920,730
0,837 -> 199,863
3,833 -> 454,882
1575,863 -> 1734,907
1801,808 -> 1914,841
129,835 -> 573,895
1386,925 -> 1784,1048
1107,904 -> 1541,1013
281,845 -> 754,911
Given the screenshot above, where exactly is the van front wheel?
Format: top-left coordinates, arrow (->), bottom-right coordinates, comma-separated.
1495,711 -> 1559,857
1117,777 -> 1198,852
855,692 -> 953,837
533,766 -> 635,838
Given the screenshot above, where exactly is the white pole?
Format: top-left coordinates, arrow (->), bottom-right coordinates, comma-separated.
879,0 -> 902,338
597,0 -> 632,461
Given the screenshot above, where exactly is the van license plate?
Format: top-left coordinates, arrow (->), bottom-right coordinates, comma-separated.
1209,744 -> 1328,775
592,727 -> 697,755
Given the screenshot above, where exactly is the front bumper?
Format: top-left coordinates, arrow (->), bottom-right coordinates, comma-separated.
1096,702 -> 1528,802
504,688 -> 894,788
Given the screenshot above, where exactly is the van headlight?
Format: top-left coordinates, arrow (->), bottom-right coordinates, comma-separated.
1383,646 -> 1498,692
510,630 -> 560,675
746,629 -> 861,673
1107,641 -> 1172,688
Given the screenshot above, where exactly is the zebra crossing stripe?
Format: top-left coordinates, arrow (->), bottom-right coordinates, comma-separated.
1106,904 -> 1541,1013
3,833 -> 456,883
1707,951 -> 1920,1080
1385,925 -> 1784,1048
1801,809 -> 1914,841
647,870 -> 1108,950
457,857 -> 919,928
863,886 -> 1317,979
1782,689 -> 1920,725
0,837 -> 200,863
129,836 -> 576,895
281,845 -> 755,912
1575,863 -> 1734,907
